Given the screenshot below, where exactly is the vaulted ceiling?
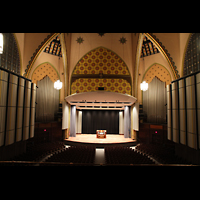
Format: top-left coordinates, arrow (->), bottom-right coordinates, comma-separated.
43,34 -> 159,59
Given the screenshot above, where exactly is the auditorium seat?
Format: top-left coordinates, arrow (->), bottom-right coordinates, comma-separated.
42,145 -> 95,165
105,147 -> 155,165
11,141 -> 65,162
135,143 -> 191,164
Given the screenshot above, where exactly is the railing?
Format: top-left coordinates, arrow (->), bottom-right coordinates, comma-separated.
0,161 -> 196,166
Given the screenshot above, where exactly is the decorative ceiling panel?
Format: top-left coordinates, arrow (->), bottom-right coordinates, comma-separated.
43,36 -> 62,57
73,47 -> 130,75
140,36 -> 159,58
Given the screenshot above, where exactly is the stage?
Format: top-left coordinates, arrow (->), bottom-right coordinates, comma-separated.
64,134 -> 137,147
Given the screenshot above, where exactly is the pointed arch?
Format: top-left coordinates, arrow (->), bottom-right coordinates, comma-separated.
70,46 -> 132,95
24,33 -> 59,78
145,33 -> 180,79
182,33 -> 200,76
31,62 -> 60,85
142,63 -> 172,86
181,33 -> 192,77
71,46 -> 131,76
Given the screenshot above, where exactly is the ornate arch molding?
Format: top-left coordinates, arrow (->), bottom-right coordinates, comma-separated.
145,33 -> 180,79
24,33 -> 59,78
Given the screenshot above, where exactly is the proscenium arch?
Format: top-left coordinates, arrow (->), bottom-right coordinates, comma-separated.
70,46 -> 133,95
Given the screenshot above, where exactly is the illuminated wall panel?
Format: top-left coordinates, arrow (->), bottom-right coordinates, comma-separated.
171,82 -> 179,143
196,73 -> 200,148
16,78 -> 25,142
30,83 -> 36,138
186,76 -> 197,149
5,74 -> 18,145
23,80 -> 31,140
167,84 -> 172,140
178,79 -> 186,145
168,71 -> 200,150
0,70 -> 8,146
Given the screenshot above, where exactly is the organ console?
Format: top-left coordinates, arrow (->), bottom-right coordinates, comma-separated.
96,130 -> 107,138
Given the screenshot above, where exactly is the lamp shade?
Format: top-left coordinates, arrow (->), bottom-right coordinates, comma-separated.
54,80 -> 62,90
0,33 -> 3,54
140,81 -> 148,91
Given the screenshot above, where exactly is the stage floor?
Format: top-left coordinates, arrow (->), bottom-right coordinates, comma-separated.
64,134 -> 137,147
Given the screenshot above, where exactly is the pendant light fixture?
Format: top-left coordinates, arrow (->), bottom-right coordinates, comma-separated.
54,48 -> 62,90
140,57 -> 148,91
0,33 -> 3,54
140,81 -> 148,91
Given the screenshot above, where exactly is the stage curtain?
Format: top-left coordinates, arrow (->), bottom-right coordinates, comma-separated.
70,105 -> 76,137
62,100 -> 69,130
82,110 -> 119,134
36,76 -> 59,122
143,77 -> 167,124
133,102 -> 139,131
124,106 -> 130,138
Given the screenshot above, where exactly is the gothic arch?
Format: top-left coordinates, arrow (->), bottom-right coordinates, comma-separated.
0,33 -> 21,75
182,33 -> 200,76
145,33 -> 180,79
70,46 -> 132,95
31,62 -> 60,85
24,33 -> 58,78
142,63 -> 172,86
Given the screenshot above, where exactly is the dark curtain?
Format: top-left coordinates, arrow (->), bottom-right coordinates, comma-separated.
124,106 -> 131,138
36,76 -> 59,122
70,105 -> 76,137
82,110 -> 119,134
143,77 -> 167,124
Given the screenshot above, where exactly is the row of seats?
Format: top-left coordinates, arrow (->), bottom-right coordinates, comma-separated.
135,143 -> 190,164
11,141 -> 65,162
42,145 -> 95,165
105,146 -> 155,165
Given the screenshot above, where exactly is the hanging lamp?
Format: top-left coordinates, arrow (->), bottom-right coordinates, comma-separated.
54,79 -> 62,90
0,33 -> 3,54
140,56 -> 148,91
54,46 -> 62,90
140,81 -> 148,91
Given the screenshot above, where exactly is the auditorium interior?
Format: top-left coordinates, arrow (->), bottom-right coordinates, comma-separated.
0,32 -> 200,166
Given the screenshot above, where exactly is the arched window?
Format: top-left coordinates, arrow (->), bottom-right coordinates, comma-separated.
184,33 -> 200,76
0,33 -> 20,74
